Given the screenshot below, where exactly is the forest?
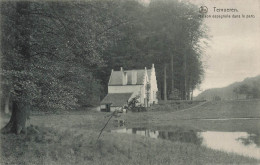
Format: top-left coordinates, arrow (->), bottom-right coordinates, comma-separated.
0,0 -> 208,133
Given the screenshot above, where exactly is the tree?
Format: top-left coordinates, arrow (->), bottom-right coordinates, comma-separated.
1,1 -> 126,134
1,1 -> 36,134
233,83 -> 260,99
251,87 -> 260,98
144,0 -> 208,100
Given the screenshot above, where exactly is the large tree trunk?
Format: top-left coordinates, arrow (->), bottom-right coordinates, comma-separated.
164,64 -> 167,101
1,2 -> 31,135
1,101 -> 27,134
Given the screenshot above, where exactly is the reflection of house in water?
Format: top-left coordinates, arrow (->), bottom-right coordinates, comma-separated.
112,128 -> 132,134
111,127 -> 202,144
111,128 -> 159,139
132,128 -> 159,138
149,130 -> 160,139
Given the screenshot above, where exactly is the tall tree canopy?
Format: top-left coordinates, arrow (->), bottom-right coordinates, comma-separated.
101,0 -> 208,100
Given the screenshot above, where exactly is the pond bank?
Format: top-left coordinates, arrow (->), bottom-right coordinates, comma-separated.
110,126 -> 260,160
1,126 -> 259,165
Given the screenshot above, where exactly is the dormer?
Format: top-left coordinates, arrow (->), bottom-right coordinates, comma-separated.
120,67 -> 127,85
131,70 -> 137,84
123,72 -> 128,85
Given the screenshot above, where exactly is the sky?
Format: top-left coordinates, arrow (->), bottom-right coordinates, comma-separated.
141,0 -> 260,96
188,0 -> 260,96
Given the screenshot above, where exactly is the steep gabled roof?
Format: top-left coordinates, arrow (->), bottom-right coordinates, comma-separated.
109,71 -> 123,85
108,69 -> 146,86
100,93 -> 133,107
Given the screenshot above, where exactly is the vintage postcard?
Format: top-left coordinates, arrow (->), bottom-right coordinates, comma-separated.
0,0 -> 259,164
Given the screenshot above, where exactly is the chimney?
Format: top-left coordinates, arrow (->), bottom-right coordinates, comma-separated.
152,63 -> 155,72
145,67 -> 147,70
120,67 -> 123,71
111,69 -> 114,72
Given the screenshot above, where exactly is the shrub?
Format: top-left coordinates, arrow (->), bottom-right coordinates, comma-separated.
130,106 -> 147,112
126,95 -> 147,112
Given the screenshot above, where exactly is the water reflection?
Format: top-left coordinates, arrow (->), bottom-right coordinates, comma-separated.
111,127 -> 202,145
111,128 -> 260,159
200,131 -> 260,159
113,119 -> 126,127
238,133 -> 260,147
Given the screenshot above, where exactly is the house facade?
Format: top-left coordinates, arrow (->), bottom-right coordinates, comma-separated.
100,64 -> 158,112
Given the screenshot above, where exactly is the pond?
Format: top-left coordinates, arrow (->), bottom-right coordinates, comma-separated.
110,127 -> 260,160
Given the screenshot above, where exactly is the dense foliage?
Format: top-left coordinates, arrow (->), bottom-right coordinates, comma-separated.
100,0 -> 208,100
233,84 -> 260,99
1,0 -> 208,112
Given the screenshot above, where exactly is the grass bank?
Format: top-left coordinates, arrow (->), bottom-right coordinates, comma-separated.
171,99 -> 260,119
150,100 -> 203,112
1,126 -> 259,165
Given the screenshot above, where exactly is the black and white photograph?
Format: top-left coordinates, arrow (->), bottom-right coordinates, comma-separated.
0,0 -> 259,164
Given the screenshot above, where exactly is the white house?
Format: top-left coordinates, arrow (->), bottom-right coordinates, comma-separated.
100,64 -> 158,112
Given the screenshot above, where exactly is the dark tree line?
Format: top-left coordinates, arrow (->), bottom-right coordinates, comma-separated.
100,0 -> 208,100
233,84 -> 260,99
0,0 -> 208,134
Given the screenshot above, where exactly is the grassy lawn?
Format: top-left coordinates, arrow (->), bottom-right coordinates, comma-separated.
1,99 -> 260,164
170,99 -> 260,119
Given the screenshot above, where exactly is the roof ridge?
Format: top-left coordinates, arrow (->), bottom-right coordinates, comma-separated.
112,69 -> 149,72
107,92 -> 133,94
